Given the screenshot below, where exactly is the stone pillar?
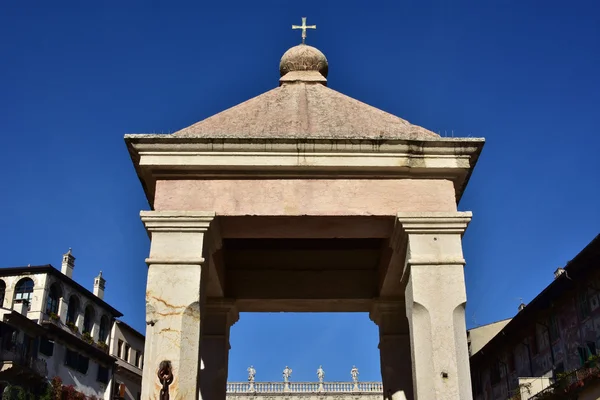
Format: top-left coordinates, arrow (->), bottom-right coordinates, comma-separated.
140,211 -> 215,400
397,212 -> 472,400
199,300 -> 238,400
58,298 -> 68,324
370,300 -> 413,400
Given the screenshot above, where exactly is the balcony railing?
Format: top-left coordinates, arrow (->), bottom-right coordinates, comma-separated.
226,381 -> 383,394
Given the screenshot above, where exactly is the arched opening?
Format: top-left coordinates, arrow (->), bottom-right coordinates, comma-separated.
66,295 -> 80,325
83,305 -> 95,334
99,315 -> 109,343
14,278 -> 34,306
226,313 -> 381,390
45,283 -> 62,315
0,280 -> 5,307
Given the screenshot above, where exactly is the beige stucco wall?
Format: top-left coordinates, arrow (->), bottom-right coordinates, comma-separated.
153,179 -> 457,215
517,377 -> 552,399
468,319 -> 511,356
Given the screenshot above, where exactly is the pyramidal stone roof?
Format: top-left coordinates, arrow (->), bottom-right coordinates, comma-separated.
173,44 -> 440,140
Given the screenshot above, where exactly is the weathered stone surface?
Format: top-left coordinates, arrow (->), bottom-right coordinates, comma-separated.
171,83 -> 440,140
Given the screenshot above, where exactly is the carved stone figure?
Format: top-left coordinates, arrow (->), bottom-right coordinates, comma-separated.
317,365 -> 325,382
247,365 -> 256,382
283,366 -> 293,382
350,366 -> 359,383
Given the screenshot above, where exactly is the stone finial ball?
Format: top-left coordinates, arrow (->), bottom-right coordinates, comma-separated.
279,44 -> 328,78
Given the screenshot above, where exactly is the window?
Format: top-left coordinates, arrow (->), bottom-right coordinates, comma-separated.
578,346 -> 588,366
0,280 -> 5,307
39,337 -> 54,356
64,349 -> 89,374
530,332 -> 538,355
117,339 -> 124,358
14,278 -> 34,306
45,283 -> 61,315
490,362 -> 501,385
135,351 -> 141,368
579,291 -> 592,320
83,305 -> 95,334
66,296 -> 80,325
114,383 -> 126,398
98,315 -> 109,343
65,349 -> 78,369
587,341 -> 597,357
507,351 -> 515,372
124,344 -> 130,362
97,366 -> 109,384
79,356 -> 89,374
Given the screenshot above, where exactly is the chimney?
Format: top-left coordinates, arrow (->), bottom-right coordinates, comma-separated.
61,248 -> 75,278
93,271 -> 106,300
554,267 -> 565,279
14,299 -> 29,316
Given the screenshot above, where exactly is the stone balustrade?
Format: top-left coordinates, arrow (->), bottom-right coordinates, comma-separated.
226,381 -> 383,394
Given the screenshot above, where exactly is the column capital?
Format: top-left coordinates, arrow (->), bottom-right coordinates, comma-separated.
140,210 -> 216,233
396,211 -> 472,235
369,298 -> 405,326
206,298 -> 239,328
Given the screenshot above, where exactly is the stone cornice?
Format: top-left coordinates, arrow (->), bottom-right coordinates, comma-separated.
396,212 -> 472,235
140,211 -> 215,233
125,135 -> 484,208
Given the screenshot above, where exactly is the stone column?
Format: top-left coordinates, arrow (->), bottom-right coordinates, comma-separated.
58,298 -> 68,324
398,212 -> 472,400
199,300 -> 238,400
370,300 -> 413,400
140,211 -> 215,400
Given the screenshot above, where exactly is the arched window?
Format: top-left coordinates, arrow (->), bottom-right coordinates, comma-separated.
99,315 -> 109,342
14,278 -> 34,305
83,305 -> 95,334
45,283 -> 62,315
66,295 -> 80,325
0,280 -> 5,307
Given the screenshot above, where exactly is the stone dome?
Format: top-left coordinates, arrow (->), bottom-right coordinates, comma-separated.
279,44 -> 328,78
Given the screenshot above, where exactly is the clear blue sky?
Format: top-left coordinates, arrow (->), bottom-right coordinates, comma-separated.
1,0 -> 599,383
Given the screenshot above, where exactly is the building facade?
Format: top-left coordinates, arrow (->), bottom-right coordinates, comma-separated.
0,250 -> 142,400
469,234 -> 600,400
111,320 -> 144,400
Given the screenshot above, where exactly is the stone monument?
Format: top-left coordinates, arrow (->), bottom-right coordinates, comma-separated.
125,16 -> 484,400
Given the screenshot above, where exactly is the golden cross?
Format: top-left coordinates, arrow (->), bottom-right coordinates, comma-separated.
292,17 -> 316,44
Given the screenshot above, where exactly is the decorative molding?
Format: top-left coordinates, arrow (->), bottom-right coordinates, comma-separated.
140,211 -> 215,233
396,212 -> 472,235
144,258 -> 206,266
405,256 -> 466,266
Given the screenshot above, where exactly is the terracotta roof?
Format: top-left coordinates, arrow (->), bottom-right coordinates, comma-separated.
172,82 -> 440,140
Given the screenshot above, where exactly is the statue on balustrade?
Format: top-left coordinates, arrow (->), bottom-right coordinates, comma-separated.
283,366 -> 293,382
317,365 -> 325,382
247,365 -> 256,382
350,366 -> 359,383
